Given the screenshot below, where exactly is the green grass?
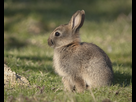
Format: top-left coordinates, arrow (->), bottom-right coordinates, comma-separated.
4,0 -> 132,102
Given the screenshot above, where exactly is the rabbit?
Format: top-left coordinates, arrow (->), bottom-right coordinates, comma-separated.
48,10 -> 113,93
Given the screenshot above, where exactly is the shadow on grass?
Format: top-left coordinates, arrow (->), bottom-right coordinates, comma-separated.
112,62 -> 132,87
4,36 -> 28,50
113,71 -> 132,87
18,55 -> 52,62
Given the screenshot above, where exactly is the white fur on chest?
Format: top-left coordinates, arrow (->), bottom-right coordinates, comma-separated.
53,51 -> 67,77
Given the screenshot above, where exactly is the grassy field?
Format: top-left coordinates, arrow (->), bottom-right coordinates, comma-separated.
4,0 -> 132,102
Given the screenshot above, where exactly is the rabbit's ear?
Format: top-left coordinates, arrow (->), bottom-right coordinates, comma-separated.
69,10 -> 85,33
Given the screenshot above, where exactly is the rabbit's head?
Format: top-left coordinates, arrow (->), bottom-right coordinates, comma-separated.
48,10 -> 85,48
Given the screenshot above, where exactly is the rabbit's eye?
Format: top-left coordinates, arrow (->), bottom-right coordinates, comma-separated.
55,32 -> 60,36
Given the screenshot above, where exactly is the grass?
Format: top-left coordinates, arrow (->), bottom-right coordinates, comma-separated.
4,0 -> 132,102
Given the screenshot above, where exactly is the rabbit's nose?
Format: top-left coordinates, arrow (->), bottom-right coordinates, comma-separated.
48,38 -> 54,46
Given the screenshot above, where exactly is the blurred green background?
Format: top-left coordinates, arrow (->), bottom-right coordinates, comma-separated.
4,0 -> 132,101
4,0 -> 132,71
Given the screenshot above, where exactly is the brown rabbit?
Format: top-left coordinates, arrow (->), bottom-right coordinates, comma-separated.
48,10 -> 113,93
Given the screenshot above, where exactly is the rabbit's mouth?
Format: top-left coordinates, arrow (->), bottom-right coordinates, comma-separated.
50,39 -> 54,45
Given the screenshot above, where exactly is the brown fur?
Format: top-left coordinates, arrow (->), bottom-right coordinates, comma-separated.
48,10 -> 113,92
